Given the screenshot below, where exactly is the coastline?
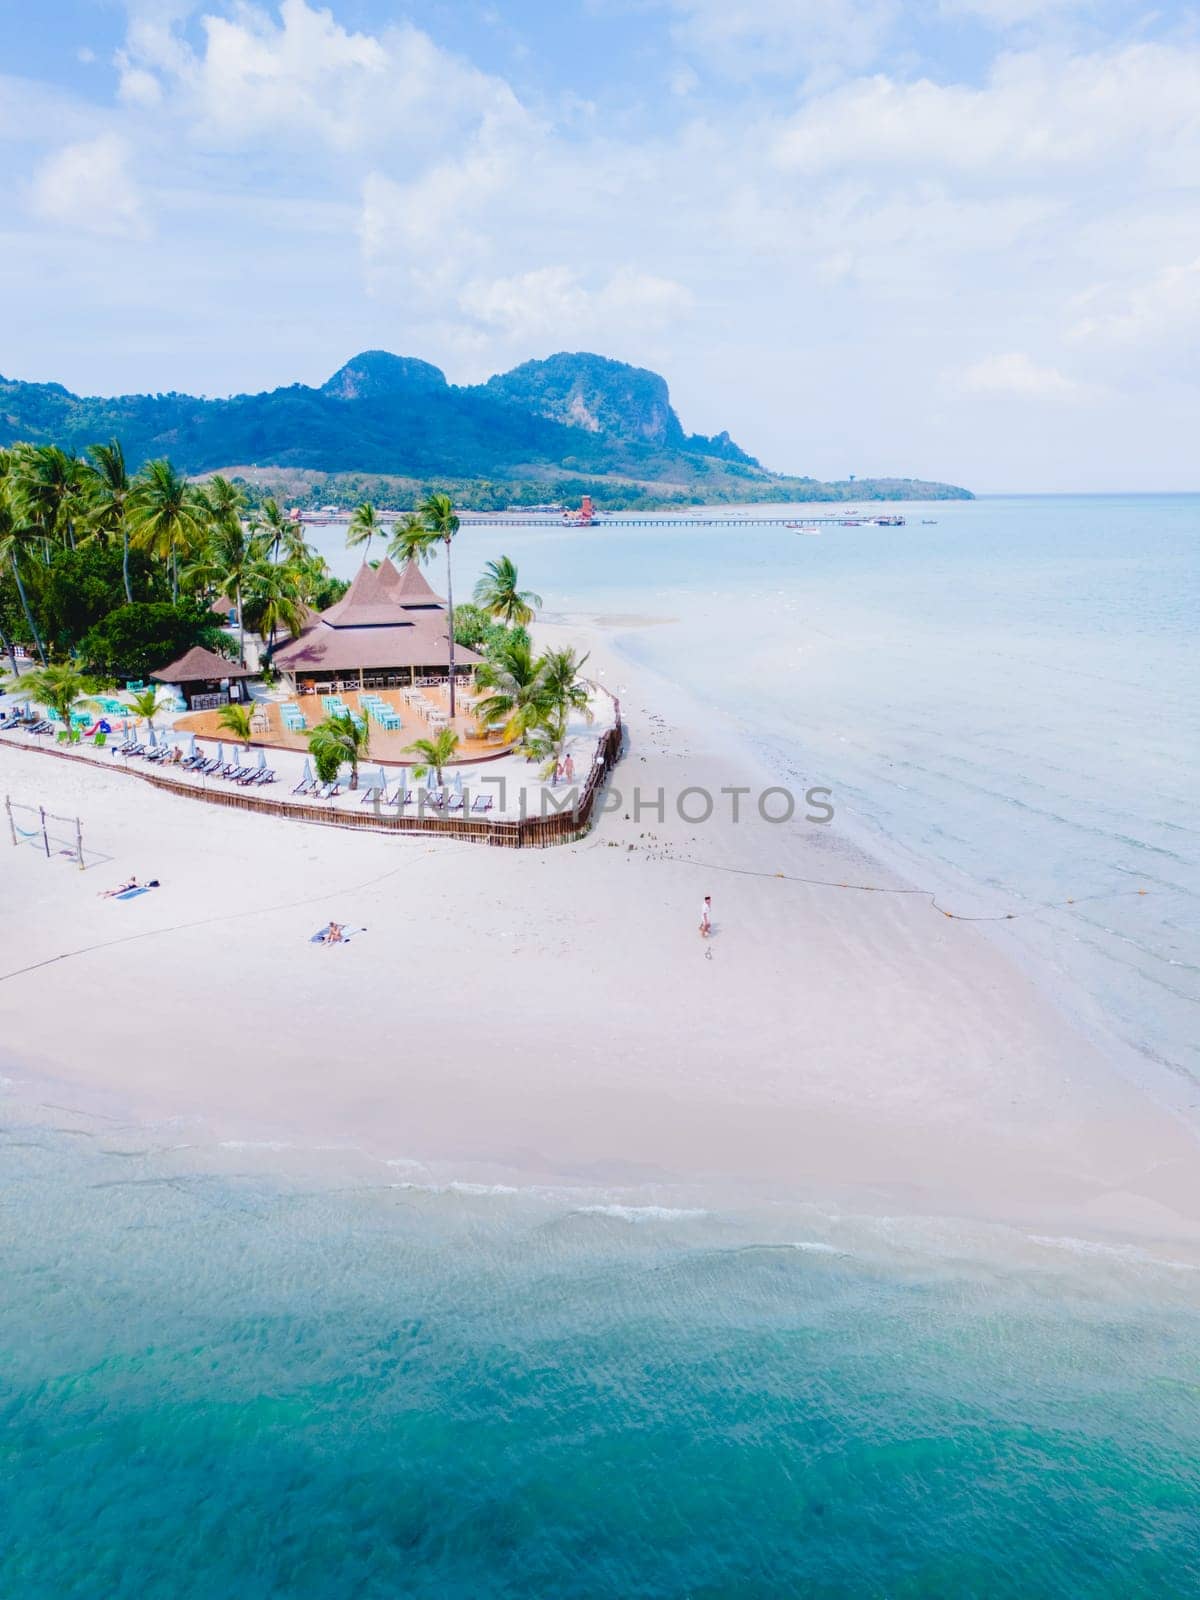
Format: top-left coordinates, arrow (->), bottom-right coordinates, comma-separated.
3,618 -> 1199,1257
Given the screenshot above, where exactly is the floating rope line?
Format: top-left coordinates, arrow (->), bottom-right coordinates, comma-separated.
658,851 -> 1149,924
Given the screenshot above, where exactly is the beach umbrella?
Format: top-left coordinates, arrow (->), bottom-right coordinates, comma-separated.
257,748 -> 267,770
300,756 -> 313,786
452,769 -> 464,799
216,741 -> 225,766
188,732 -> 197,758
392,765 -> 407,804
373,766 -> 387,795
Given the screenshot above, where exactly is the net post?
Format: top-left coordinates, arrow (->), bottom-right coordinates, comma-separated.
76,815 -> 84,871
5,795 -> 15,848
39,805 -> 50,858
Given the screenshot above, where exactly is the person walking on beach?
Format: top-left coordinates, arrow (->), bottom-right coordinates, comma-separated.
700,895 -> 712,938
564,753 -> 575,785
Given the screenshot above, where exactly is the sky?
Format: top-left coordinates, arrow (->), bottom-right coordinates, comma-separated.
1,1 -> 1198,491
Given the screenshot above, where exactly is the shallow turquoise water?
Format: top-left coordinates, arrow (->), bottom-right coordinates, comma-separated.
3,1119 -> 1200,1598
423,495 -> 1198,1086
7,497 -> 1199,1594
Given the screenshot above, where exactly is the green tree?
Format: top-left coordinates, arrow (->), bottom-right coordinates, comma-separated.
9,443 -> 85,552
33,542 -> 164,656
10,662 -> 104,740
83,439 -> 134,602
184,491 -> 267,665
0,456 -> 47,663
81,600 -> 230,681
472,633 -> 546,744
419,491 -> 461,714
529,647 -> 593,776
388,512 -> 437,567
218,703 -> 254,742
473,556 -> 542,627
346,501 -> 385,563
130,458 -> 206,603
243,558 -> 306,652
256,497 -> 308,565
308,710 -> 370,790
405,726 -> 460,787
128,685 -> 174,733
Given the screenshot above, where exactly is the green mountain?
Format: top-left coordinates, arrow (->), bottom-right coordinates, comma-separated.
0,351 -> 972,503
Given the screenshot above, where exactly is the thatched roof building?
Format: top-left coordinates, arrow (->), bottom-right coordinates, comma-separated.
151,645 -> 251,707
272,557 -> 481,687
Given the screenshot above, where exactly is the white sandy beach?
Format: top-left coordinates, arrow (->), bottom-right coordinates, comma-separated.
2,625 -> 1198,1250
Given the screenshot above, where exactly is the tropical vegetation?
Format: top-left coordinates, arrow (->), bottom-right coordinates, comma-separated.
0,440 -> 346,686
307,710 -> 370,791
405,727 -> 460,787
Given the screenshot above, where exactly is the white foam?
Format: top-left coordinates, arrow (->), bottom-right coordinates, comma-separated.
1027,1233 -> 1200,1272
575,1204 -> 709,1222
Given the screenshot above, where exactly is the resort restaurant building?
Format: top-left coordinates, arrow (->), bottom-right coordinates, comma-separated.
151,645 -> 253,710
272,556 -> 483,694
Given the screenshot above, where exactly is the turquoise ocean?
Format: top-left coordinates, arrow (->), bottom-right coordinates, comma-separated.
4,495 -> 1199,1596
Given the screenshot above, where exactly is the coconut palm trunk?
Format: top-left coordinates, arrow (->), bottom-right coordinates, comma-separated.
445,536 -> 457,718
121,524 -> 132,604
9,550 -> 45,664
0,623 -> 18,678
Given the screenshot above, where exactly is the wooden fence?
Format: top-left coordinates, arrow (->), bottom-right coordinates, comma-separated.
0,701 -> 624,850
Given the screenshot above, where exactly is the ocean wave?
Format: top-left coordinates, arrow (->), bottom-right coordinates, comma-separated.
1027,1233 -> 1200,1272
575,1204 -> 709,1222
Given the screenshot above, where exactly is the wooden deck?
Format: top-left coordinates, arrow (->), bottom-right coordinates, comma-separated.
177,685 -> 511,765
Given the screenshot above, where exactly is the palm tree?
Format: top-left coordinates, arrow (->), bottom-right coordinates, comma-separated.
127,684 -> 174,735
405,727 -> 459,787
83,439 -> 134,602
472,634 -> 546,745
11,662 -> 102,738
0,455 -> 47,664
243,557 -> 306,652
420,491 -> 461,715
388,512 -> 437,567
308,710 -> 369,790
129,459 -> 206,603
529,647 -> 593,777
255,497 -> 308,565
217,703 -> 254,742
346,501 -> 384,563
473,556 -> 542,627
10,443 -> 84,552
183,502 -> 267,665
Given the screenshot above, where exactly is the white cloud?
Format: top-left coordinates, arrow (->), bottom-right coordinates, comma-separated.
29,133 -> 147,237
960,351 -> 1090,400
115,55 -> 163,107
116,0 -> 526,159
660,0 -> 897,75
1070,257 -> 1200,351
459,266 -> 692,343
773,45 -> 1200,178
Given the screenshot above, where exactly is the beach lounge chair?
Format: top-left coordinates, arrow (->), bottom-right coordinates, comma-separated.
444,793 -> 464,813
254,767 -> 276,785
470,794 -> 494,814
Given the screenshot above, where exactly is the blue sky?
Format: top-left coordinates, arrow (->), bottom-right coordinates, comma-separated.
1,1 -> 1198,490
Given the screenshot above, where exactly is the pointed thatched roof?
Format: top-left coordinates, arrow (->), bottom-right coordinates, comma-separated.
271,556 -> 481,675
151,645 -> 251,683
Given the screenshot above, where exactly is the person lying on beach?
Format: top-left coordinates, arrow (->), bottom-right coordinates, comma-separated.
100,876 -> 138,898
99,877 -> 161,899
